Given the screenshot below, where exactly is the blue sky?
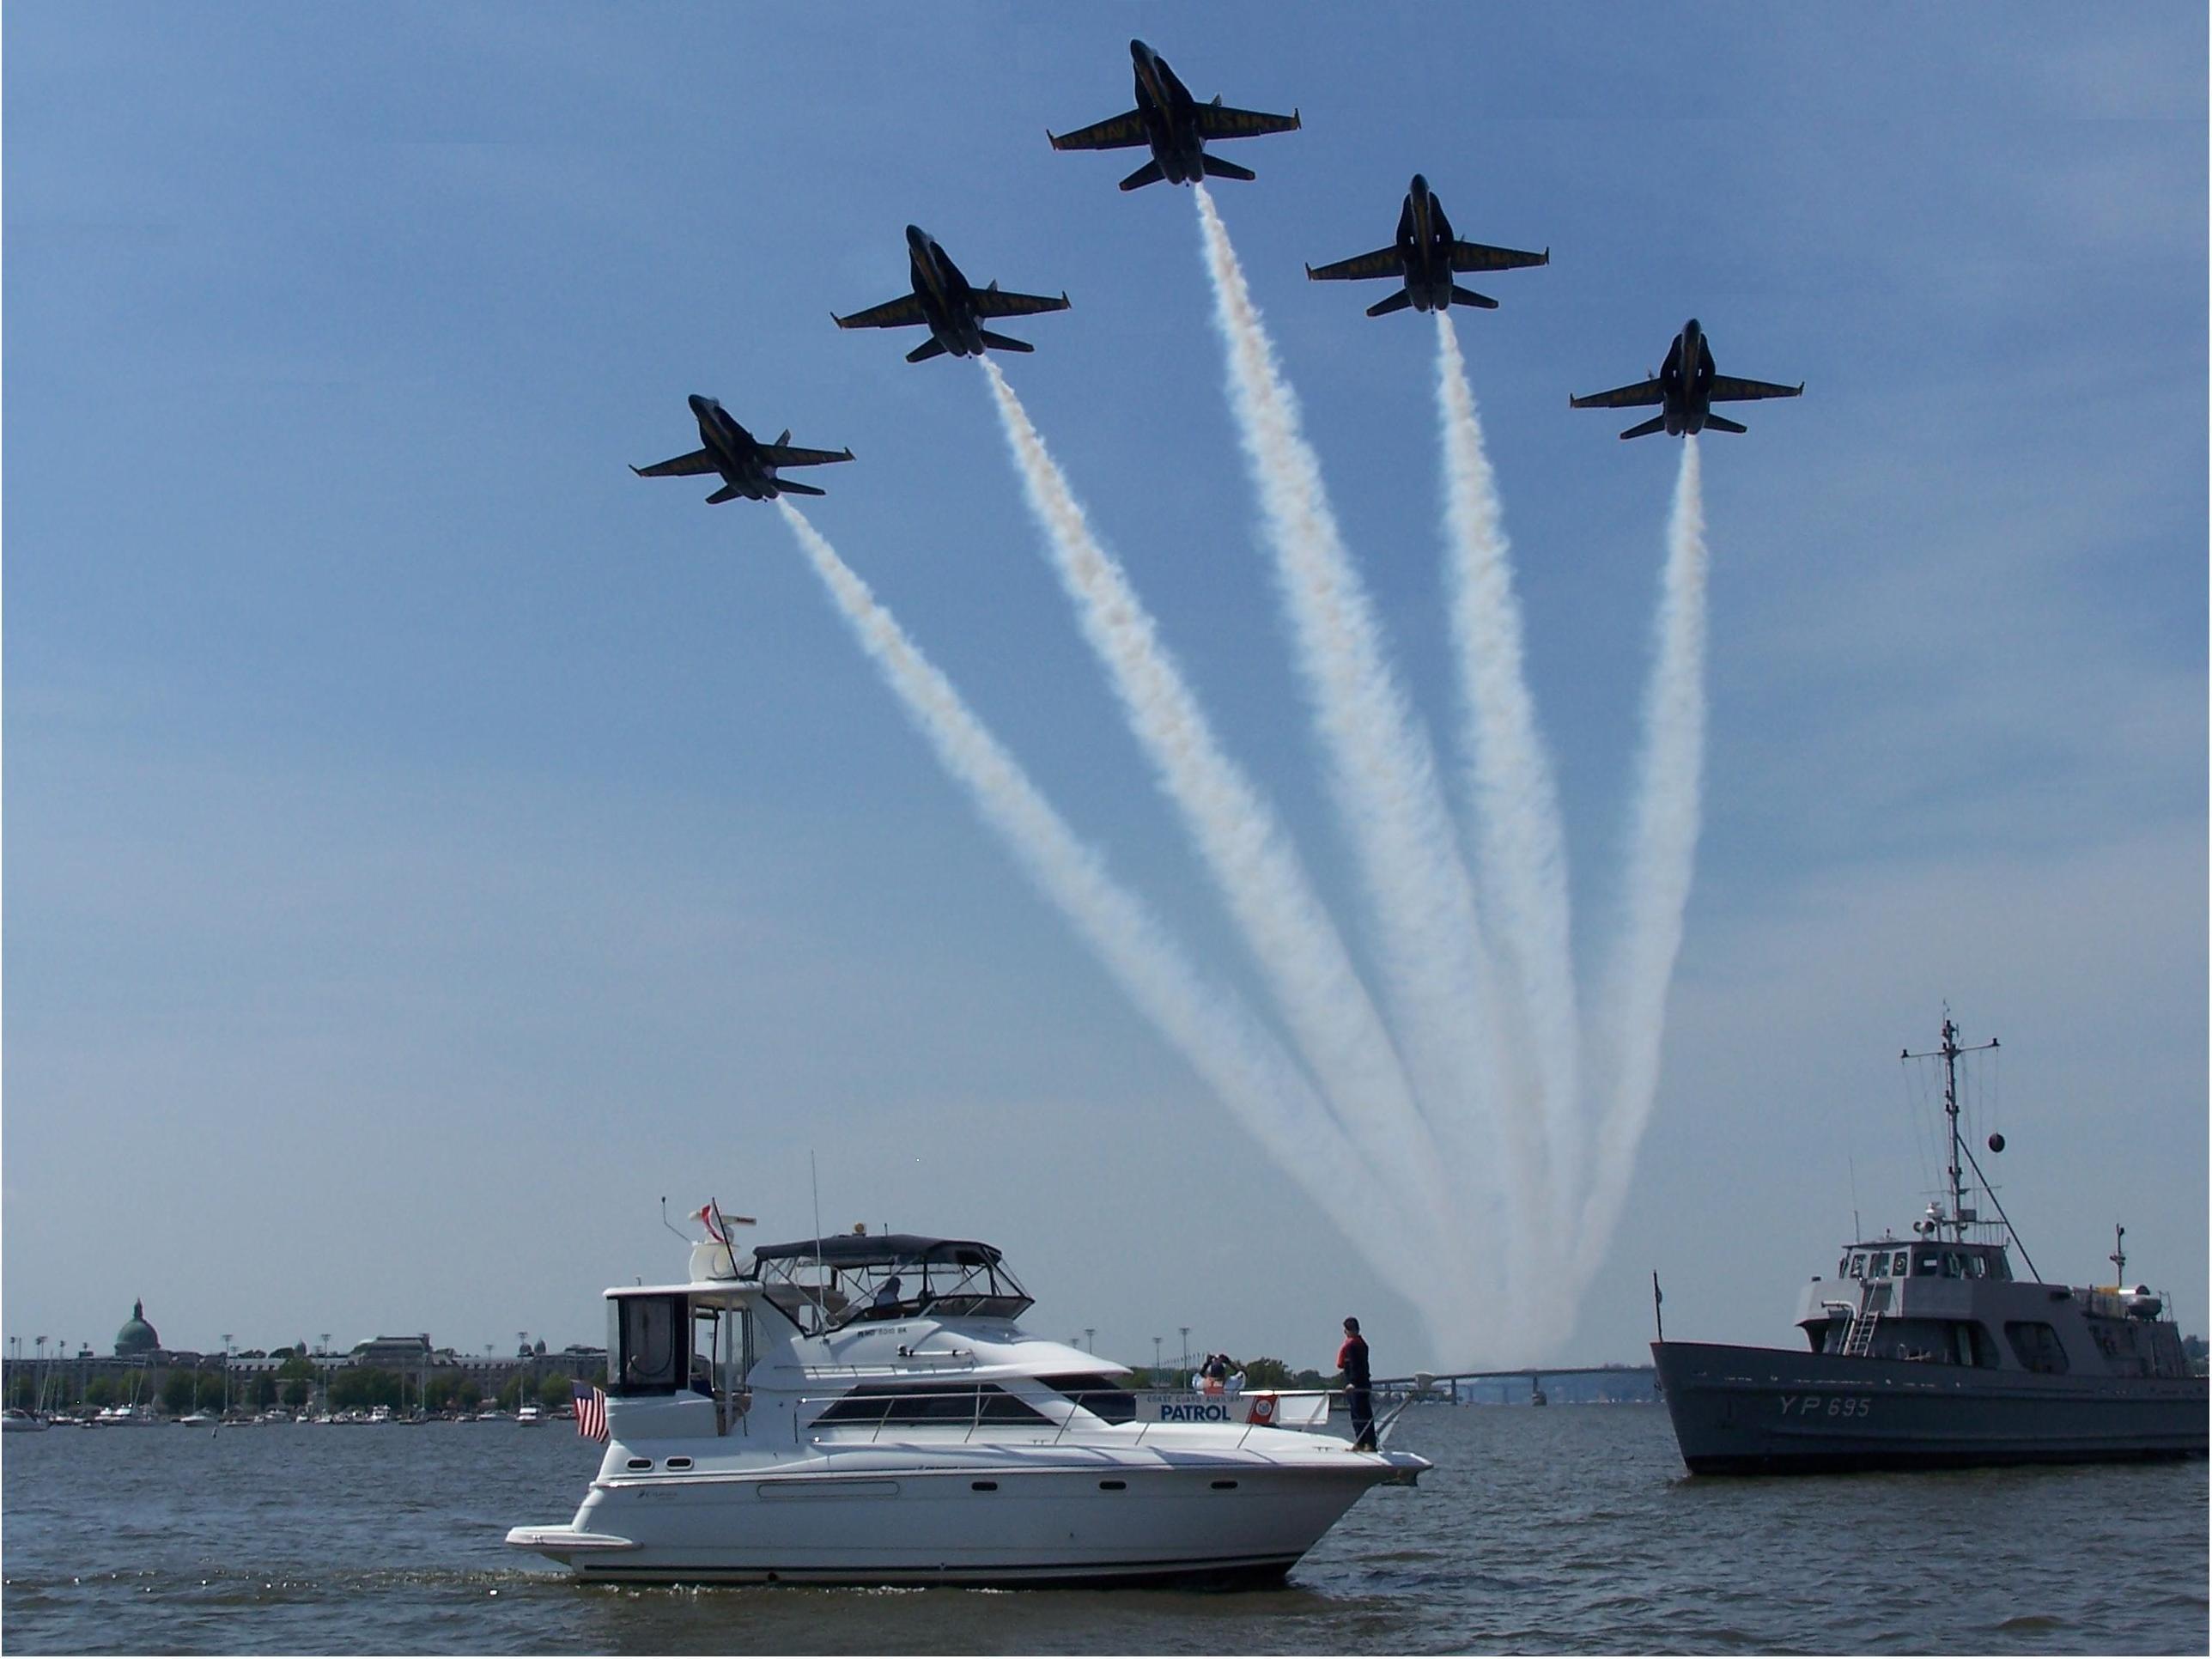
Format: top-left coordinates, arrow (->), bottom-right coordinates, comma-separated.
5,4 -> 2203,1371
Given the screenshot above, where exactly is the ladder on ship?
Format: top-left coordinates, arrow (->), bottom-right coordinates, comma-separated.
1840,1309 -> 1881,1358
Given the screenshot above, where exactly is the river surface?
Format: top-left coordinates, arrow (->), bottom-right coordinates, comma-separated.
3,1407 -> 2203,1654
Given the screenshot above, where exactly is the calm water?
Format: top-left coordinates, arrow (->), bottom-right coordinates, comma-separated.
3,1408 -> 2204,1654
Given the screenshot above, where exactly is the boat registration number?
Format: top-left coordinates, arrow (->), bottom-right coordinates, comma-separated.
1778,1395 -> 1872,1418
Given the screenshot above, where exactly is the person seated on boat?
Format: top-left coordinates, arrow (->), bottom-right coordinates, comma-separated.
1198,1353 -> 1229,1395
690,1351 -> 714,1395
867,1275 -> 905,1320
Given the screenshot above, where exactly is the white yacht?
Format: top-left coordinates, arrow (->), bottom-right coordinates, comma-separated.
507,1222 -> 1428,1585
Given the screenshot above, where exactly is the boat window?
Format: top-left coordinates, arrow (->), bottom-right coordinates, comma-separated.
1849,1253 -> 1867,1279
611,1295 -> 684,1395
1041,1373 -> 1138,1425
1914,1254 -> 1941,1276
1941,1253 -> 1964,1278
2004,1321 -> 2070,1376
814,1382 -> 1052,1427
1889,1251 -> 1909,1277
1964,1254 -> 1987,1279
1838,1256 -> 1850,1279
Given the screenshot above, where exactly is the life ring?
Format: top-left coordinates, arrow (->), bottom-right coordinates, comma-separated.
1245,1393 -> 1277,1426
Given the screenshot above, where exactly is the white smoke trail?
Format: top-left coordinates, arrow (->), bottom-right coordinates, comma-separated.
1434,313 -> 1582,1239
1191,185 -> 1543,1330
1577,441 -> 1708,1285
774,501 -> 1438,1303
978,359 -> 1458,1261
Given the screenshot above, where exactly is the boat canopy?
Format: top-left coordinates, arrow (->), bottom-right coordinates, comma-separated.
750,1235 -> 1031,1330
753,1235 -> 1006,1270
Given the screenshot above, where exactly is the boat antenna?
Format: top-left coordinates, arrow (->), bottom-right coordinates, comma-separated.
808,1151 -> 830,1326
659,1196 -> 691,1243
2110,1224 -> 2126,1285
1902,1012 -> 1996,1241
1848,1156 -> 1862,1242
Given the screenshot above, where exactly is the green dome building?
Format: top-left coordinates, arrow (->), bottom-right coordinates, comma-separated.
114,1299 -> 161,1358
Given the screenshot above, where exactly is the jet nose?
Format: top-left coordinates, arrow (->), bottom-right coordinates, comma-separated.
1129,38 -> 1150,58
905,224 -> 930,252
687,393 -> 714,416
1684,317 -> 1701,335
1410,173 -> 1429,197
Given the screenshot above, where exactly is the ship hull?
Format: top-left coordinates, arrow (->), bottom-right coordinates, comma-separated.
1652,1340 -> 2209,1474
510,1452 -> 1410,1586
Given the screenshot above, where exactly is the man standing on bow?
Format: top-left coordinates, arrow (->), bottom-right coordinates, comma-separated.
1337,1316 -> 1375,1450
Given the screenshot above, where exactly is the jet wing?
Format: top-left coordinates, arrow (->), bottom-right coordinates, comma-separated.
1450,240 -> 1548,273
834,294 -> 929,331
1305,246 -> 1404,282
758,442 -> 855,468
1048,110 -> 1148,151
631,447 -> 720,477
1569,379 -> 1665,409
1708,374 -> 1804,403
971,287 -> 1071,319
1194,104 -> 1302,141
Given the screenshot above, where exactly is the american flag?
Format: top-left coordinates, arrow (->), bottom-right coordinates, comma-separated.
573,1380 -> 608,1443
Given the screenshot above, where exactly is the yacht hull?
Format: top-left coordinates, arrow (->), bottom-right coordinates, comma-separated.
511,1451 -> 1413,1585
1653,1340 -> 2209,1474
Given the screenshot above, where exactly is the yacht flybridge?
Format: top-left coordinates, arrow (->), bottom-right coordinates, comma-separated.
507,1218 -> 1427,1585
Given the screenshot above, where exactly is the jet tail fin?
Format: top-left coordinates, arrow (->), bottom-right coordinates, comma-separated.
776,429 -> 791,447
772,478 -> 826,497
905,337 -> 950,364
1199,154 -> 1256,182
1701,414 -> 1747,434
1364,289 -> 1416,319
978,331 -> 1035,354
1449,284 -> 1500,310
706,483 -> 744,504
1118,159 -> 1166,191
1618,416 -> 1669,441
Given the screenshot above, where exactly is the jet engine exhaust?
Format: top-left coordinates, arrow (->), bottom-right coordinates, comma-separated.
1577,441 -> 1709,1284
1192,184 -> 1538,1332
773,501 -> 1440,1313
1435,313 -> 1583,1246
977,359 -> 1462,1273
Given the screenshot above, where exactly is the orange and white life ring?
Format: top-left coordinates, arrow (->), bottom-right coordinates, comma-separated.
1245,1393 -> 1277,1426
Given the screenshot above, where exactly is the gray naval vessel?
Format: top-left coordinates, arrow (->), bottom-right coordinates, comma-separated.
1653,1017 -> 2207,1474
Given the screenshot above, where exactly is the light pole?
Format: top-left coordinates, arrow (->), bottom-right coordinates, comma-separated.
222,1334 -> 234,1418
1152,1335 -> 1163,1379
1085,1328 -> 1095,1355
1179,1327 -> 1191,1372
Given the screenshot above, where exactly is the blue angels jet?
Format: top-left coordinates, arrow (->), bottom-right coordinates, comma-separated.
1571,319 -> 1803,439
1048,39 -> 1300,191
1306,173 -> 1548,316
833,226 -> 1070,363
631,395 -> 854,502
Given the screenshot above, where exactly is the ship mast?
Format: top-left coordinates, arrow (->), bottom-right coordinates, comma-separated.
1903,1014 -> 1998,1241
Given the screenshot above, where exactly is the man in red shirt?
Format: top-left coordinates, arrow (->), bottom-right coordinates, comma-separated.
1337,1317 -> 1374,1450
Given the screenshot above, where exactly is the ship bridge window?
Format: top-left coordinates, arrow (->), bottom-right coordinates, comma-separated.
815,1382 -> 1051,1427
2004,1321 -> 2070,1376
1849,1253 -> 1868,1279
1887,1251 -> 1909,1277
1041,1373 -> 1137,1425
1914,1254 -> 1942,1276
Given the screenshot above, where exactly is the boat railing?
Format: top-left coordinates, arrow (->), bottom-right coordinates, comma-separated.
794,1384 -> 1350,1448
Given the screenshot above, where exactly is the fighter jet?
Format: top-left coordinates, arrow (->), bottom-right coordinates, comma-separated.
631,395 -> 854,503
833,226 -> 1070,363
1306,173 -> 1548,317
1048,39 -> 1300,191
1570,319 -> 1803,439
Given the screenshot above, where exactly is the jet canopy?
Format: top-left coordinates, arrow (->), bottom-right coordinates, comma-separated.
750,1235 -> 1034,1331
